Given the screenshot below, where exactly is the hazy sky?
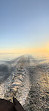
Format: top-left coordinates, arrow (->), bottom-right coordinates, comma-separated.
0,0 -> 49,55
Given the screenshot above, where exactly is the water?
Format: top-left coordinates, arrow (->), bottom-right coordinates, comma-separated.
0,55 -> 49,111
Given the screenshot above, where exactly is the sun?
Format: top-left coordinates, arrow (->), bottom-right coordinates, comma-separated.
46,43 -> 49,52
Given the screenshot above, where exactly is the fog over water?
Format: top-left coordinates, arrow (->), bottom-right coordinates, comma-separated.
0,55 -> 49,111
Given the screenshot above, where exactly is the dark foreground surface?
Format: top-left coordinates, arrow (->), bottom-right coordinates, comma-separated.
0,97 -> 25,111
0,56 -> 49,111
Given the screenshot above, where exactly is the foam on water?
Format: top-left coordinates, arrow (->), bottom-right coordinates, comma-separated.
0,56 -> 31,106
0,55 -> 49,110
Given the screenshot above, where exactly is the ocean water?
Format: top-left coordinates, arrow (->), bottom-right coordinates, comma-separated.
0,55 -> 49,111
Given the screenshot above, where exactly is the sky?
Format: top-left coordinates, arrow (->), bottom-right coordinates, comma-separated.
0,0 -> 49,57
